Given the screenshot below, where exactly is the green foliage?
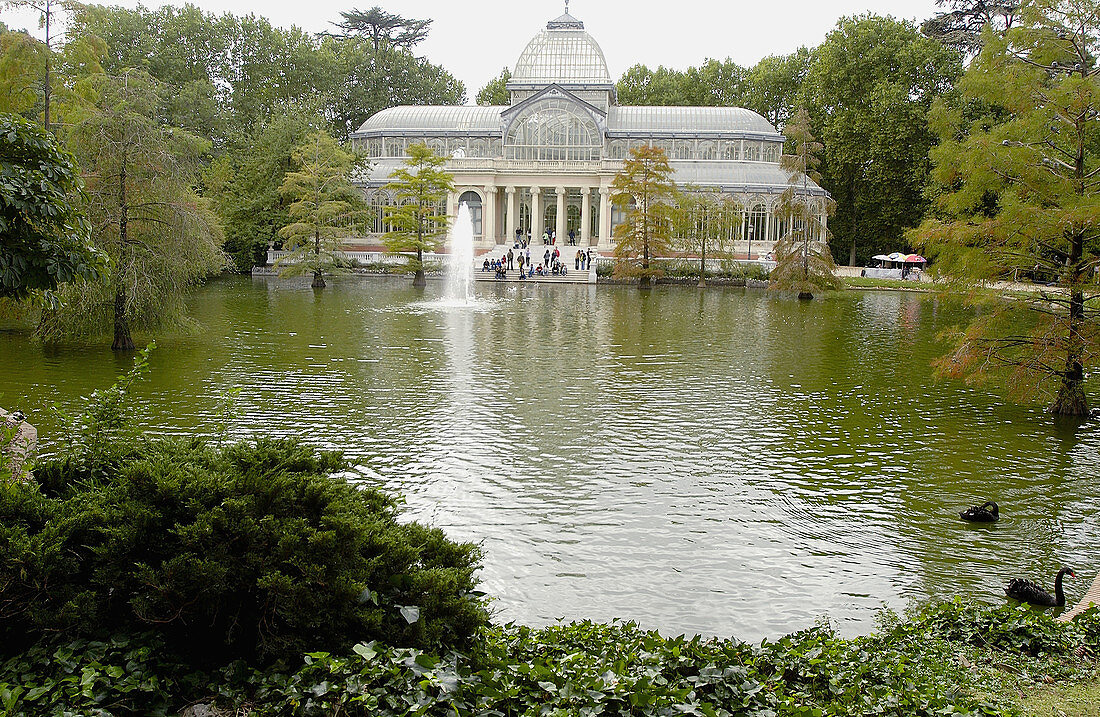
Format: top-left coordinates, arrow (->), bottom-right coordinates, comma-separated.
804,14 -> 962,266
612,144 -> 680,287
276,130 -> 367,287
913,0 -> 1100,416
382,142 -> 453,285
206,108 -> 327,270
36,70 -> 227,349
769,108 -> 842,298
475,67 -> 510,106
0,111 -> 103,302
0,435 -> 488,665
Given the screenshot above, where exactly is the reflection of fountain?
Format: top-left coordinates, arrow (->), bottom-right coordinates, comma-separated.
444,203 -> 475,303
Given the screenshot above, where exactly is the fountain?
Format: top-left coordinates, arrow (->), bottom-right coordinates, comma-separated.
443,203 -> 476,304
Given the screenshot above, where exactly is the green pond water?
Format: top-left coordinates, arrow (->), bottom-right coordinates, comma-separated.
2,275 -> 1098,641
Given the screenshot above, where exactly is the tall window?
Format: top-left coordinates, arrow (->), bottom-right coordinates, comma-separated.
460,191 -> 483,236
506,99 -> 602,161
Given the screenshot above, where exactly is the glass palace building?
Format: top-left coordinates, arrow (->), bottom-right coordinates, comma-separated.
348,7 -> 828,255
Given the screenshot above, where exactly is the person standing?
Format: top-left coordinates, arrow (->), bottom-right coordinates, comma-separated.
544,248 -> 551,268
587,249 -> 593,271
569,228 -> 576,246
575,251 -> 580,270
526,247 -> 531,266
507,248 -> 514,270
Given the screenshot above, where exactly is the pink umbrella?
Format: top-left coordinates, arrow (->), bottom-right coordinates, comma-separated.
903,254 -> 927,263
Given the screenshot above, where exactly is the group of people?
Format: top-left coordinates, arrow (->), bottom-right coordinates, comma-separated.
511,226 -> 581,248
479,245 -> 596,279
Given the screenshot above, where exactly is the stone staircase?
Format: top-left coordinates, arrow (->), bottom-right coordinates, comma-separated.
473,243 -> 598,283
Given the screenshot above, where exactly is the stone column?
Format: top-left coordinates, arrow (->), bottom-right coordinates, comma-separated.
555,186 -> 566,244
483,186 -> 497,246
505,186 -> 516,244
599,187 -> 612,248
580,187 -> 591,246
531,187 -> 543,243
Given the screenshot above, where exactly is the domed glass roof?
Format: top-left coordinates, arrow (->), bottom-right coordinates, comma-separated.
510,10 -> 612,87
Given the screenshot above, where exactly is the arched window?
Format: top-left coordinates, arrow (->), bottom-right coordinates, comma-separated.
460,190 -> 483,236
505,99 -> 602,161
675,141 -> 692,160
609,140 -> 625,159
471,139 -> 488,157
748,204 -> 767,251
723,141 -> 740,161
428,139 -> 445,156
744,143 -> 761,162
763,143 -> 779,163
700,141 -> 716,160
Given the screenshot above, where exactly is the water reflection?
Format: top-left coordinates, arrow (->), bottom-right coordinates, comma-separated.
1,276 -> 1097,641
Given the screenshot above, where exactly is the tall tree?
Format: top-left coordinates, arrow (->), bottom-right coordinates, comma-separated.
612,144 -> 679,290
207,107 -> 326,270
277,130 -> 366,289
476,67 -> 510,106
0,112 -> 102,301
743,49 -> 812,130
382,142 -> 452,288
2,0 -> 64,130
331,7 -> 432,51
675,190 -> 740,287
922,0 -> 1019,56
804,14 -> 962,266
914,0 -> 1100,417
769,108 -> 841,299
38,71 -> 226,350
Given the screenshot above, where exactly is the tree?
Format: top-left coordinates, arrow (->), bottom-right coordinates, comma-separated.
382,142 -> 452,288
675,190 -> 740,287
804,14 -> 962,266
914,0 -> 1100,417
2,0 -> 65,130
0,112 -> 102,301
277,130 -> 366,289
922,0 -> 1019,56
476,67 -> 510,106
611,144 -> 679,290
768,108 -> 841,299
743,49 -> 812,130
38,71 -> 226,350
207,107 -> 326,270
331,6 -> 432,51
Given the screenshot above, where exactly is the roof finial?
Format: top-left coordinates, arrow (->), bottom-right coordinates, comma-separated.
565,0 -> 569,14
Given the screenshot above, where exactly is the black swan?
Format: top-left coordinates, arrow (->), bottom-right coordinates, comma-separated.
959,501 -> 999,522
1005,567 -> 1076,607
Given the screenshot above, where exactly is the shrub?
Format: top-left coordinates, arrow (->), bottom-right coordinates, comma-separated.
0,437 -> 489,665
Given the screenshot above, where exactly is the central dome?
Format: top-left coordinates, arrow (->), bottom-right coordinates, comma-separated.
510,10 -> 612,87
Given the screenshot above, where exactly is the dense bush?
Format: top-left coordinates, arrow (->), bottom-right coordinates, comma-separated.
0,437 -> 489,665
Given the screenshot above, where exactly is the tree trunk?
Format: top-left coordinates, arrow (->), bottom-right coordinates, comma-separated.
413,247 -> 426,287
311,270 -> 326,288
113,143 -> 133,351
43,1 -> 50,132
112,287 -> 135,351
639,274 -> 652,290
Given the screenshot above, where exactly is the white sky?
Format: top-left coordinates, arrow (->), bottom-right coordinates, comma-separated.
3,1 -> 944,99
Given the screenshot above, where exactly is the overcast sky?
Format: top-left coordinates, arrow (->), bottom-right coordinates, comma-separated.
2,1 -> 945,98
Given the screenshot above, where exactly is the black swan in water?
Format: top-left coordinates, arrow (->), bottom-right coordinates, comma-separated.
1005,567 -> 1076,607
959,501 -> 999,522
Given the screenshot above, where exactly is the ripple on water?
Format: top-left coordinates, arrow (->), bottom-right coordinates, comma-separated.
4,278 -> 1099,642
